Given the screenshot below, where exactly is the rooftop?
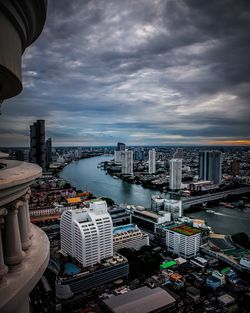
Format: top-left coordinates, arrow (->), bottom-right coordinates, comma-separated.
160,260 -> 177,269
170,224 -> 201,236
113,224 -> 137,234
58,253 -> 127,279
103,286 -> 176,313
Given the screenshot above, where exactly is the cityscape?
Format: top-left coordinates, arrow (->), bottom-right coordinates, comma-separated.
1,1 -> 250,313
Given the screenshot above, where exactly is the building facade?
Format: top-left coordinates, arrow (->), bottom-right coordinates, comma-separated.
164,199 -> 182,220
113,224 -> 149,251
131,209 -> 171,235
46,137 -> 52,168
30,120 -> 46,171
55,255 -> 129,299
230,159 -> 240,176
60,201 -> 113,267
164,224 -> 201,259
148,149 -> 156,174
121,150 -> 133,175
199,151 -> 222,184
169,159 -> 182,190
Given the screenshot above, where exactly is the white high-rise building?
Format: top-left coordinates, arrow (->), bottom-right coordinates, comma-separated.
114,150 -> 122,163
121,150 -> 133,174
169,158 -> 182,190
60,201 -> 113,267
114,142 -> 126,163
164,199 -> 182,220
149,149 -> 156,174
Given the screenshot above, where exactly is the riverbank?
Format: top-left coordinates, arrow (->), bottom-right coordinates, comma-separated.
60,156 -> 250,235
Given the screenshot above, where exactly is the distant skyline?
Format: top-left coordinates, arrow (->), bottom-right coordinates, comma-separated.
1,0 -> 250,147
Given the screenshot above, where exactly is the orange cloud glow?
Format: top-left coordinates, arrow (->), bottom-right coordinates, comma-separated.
203,139 -> 250,146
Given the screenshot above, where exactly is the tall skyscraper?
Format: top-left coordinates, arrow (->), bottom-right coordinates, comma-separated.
30,120 -> 46,171
114,142 -> 126,162
169,158 -> 182,190
117,142 -> 126,151
121,149 -> 133,174
149,149 -> 156,174
60,201 -> 113,267
46,137 -> 52,168
173,148 -> 184,159
199,151 -> 222,184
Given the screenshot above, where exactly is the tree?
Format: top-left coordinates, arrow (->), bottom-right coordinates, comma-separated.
101,197 -> 115,206
231,232 -> 250,248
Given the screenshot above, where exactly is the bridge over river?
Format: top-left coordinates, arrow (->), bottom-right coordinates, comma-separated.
182,185 -> 250,209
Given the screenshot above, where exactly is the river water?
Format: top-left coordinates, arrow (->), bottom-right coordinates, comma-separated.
61,155 -> 250,235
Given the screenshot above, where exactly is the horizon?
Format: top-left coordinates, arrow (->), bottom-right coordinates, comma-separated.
1,0 -> 250,147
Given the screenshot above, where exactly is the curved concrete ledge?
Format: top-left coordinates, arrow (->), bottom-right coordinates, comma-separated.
0,0 -> 47,99
0,224 -> 50,313
0,160 -> 42,206
0,0 -> 47,50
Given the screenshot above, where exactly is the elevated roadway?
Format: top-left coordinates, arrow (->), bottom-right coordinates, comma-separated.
182,186 -> 250,209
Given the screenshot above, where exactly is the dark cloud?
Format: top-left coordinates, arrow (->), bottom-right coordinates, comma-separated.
1,0 -> 250,146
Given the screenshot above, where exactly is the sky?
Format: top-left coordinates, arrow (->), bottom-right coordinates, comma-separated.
1,0 -> 250,147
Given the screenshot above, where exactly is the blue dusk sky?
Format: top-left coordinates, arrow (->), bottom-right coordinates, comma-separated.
1,0 -> 250,147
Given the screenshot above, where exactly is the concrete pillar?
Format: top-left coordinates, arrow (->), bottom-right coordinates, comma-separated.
4,204 -> 24,267
18,201 -> 32,251
0,213 -> 8,280
24,189 -> 33,239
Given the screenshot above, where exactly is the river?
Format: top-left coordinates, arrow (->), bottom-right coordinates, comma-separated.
61,155 -> 250,235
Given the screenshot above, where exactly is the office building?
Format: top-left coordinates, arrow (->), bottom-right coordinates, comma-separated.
114,142 -> 126,162
0,1 -> 48,313
173,148 -> 184,159
121,150 -> 133,174
46,137 -> 52,168
30,120 -> 46,171
230,159 -> 240,176
161,223 -> 201,259
109,206 -> 131,226
131,208 -> 171,235
117,142 -> 126,151
199,151 -> 222,184
148,149 -> 156,174
189,180 -> 218,192
15,150 -> 25,161
60,201 -> 113,267
113,224 -> 149,251
151,195 -> 165,211
164,199 -> 182,220
114,150 -> 122,163
169,159 -> 182,190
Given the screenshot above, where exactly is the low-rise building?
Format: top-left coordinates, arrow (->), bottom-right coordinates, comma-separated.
131,208 -> 171,235
159,223 -> 202,259
102,286 -> 176,313
109,206 -> 130,226
186,286 -> 200,302
113,224 -> 149,251
55,254 -> 129,299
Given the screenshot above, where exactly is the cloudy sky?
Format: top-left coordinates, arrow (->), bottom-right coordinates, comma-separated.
1,0 -> 250,147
